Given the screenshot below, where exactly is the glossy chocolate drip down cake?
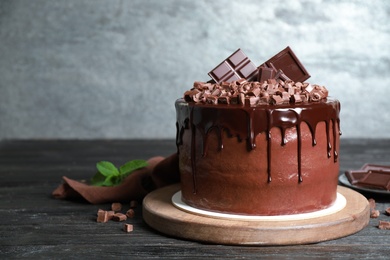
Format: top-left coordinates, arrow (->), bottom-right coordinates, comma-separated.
175,47 -> 341,216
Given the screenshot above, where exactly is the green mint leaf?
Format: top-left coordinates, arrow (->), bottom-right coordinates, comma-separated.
90,159 -> 148,187
90,172 -> 107,186
119,159 -> 148,176
96,161 -> 119,177
102,174 -> 119,187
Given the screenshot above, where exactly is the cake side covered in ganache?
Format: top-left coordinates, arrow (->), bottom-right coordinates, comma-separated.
175,47 -> 341,216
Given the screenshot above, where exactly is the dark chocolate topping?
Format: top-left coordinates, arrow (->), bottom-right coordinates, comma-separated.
261,46 -> 311,82
184,80 -> 328,106
208,46 -> 310,84
208,49 -> 258,83
176,98 -> 341,192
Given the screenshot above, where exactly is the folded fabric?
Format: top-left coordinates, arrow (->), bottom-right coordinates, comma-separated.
52,153 -> 180,204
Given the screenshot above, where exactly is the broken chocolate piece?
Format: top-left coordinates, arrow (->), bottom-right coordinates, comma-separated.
206,96 -> 218,105
291,94 -> 302,103
274,69 -> 291,82
361,164 -> 390,172
378,221 -> 390,230
245,97 -> 259,106
370,209 -> 380,218
130,200 -> 138,209
123,223 -> 134,233
271,95 -> 284,105
126,209 -> 135,218
112,213 -> 127,222
368,198 -> 376,210
218,96 -> 230,104
111,202 -> 122,212
261,46 -> 310,82
345,164 -> 390,191
208,49 -> 258,83
97,209 -> 109,223
257,66 -> 276,82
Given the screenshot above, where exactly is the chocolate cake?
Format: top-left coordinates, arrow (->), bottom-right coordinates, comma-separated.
175,47 -> 341,216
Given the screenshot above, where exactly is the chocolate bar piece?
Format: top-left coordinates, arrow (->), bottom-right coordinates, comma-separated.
345,164 -> 390,191
361,163 -> 390,172
208,49 -> 258,83
261,46 -> 310,82
257,66 -> 276,82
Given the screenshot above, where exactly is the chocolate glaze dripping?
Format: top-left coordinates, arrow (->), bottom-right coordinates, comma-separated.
266,110 -> 272,183
267,108 -> 301,182
297,121 -> 303,183
332,119 -> 338,162
176,98 -> 341,193
189,108 -> 197,194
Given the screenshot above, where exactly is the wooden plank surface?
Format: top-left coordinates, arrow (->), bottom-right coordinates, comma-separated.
0,139 -> 390,258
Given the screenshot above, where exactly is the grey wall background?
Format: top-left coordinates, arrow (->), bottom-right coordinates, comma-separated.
0,0 -> 389,139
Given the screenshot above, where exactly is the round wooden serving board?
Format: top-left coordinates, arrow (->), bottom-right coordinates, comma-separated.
143,184 -> 370,245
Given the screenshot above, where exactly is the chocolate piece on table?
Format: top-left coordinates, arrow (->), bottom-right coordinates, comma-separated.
208,49 -> 258,83
370,209 -> 380,218
378,221 -> 390,230
130,200 -> 138,209
261,46 -> 310,82
97,209 -> 109,223
368,198 -> 376,210
123,223 -> 134,232
111,202 -> 122,212
361,163 -> 390,172
345,164 -> 390,191
112,213 -> 127,222
126,209 -> 135,218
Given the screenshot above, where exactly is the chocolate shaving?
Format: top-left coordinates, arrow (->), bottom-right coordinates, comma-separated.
184,80 -> 328,106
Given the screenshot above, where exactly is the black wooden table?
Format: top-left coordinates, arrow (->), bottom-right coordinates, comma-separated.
1,139 -> 390,258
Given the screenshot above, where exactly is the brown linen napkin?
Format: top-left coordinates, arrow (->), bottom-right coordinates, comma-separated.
52,153 -> 180,204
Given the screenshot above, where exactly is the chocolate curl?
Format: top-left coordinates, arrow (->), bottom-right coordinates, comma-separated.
309,86 -> 328,102
52,155 -> 180,204
309,90 -> 323,102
